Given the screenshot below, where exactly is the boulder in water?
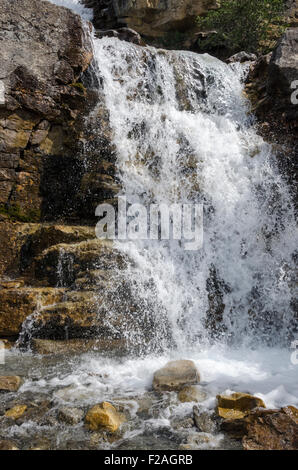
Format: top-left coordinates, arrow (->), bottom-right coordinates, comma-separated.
242,406 -> 298,450
222,406 -> 298,450
153,360 -> 200,392
85,402 -> 124,432
95,28 -> 145,46
217,392 -> 266,420
5,404 -> 27,420
0,375 -> 22,392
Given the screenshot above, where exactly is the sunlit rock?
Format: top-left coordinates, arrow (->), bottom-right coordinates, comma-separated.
85,402 -> 125,432
0,375 -> 22,392
217,392 -> 266,420
153,360 -> 200,392
5,404 -> 27,420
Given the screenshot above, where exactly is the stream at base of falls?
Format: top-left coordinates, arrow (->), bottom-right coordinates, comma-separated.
1,346 -> 297,449
0,0 -> 297,450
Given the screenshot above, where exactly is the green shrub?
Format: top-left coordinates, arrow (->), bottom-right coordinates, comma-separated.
70,82 -> 86,93
196,0 -> 287,55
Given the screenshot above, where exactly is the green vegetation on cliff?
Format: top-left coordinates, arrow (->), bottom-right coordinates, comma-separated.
196,0 -> 287,55
0,204 -> 40,222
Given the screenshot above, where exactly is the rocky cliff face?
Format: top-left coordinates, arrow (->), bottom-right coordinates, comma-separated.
0,0 -> 120,346
84,0 -> 218,38
0,0 -> 97,222
245,27 -> 298,208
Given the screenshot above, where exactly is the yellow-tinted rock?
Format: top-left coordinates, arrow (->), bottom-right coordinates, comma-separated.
0,287 -> 66,336
0,375 -> 22,392
217,392 -> 266,419
85,402 -> 124,432
5,404 -> 27,419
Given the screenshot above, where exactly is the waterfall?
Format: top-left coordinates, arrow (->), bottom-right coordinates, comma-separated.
90,37 -> 296,352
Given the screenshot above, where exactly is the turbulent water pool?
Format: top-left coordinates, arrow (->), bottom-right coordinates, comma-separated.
1,346 -> 297,449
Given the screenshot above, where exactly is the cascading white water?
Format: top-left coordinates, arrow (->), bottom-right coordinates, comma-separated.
92,37 -> 296,351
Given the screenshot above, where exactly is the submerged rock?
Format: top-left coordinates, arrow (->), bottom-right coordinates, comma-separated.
171,416 -> 195,430
0,375 -> 22,392
153,360 -> 200,392
216,392 -> 266,420
193,406 -> 217,433
58,407 -> 84,425
85,402 -> 124,432
178,385 -> 208,403
0,439 -> 19,450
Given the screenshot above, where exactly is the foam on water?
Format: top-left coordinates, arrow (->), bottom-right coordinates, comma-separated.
12,345 -> 298,409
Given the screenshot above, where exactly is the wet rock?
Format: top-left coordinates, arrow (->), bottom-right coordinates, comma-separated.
179,432 -> 218,450
29,438 -> 51,451
153,360 -> 200,392
96,28 -> 145,45
19,224 -> 96,273
178,385 -> 208,403
171,416 -> 195,430
31,338 -> 127,355
5,404 -> 27,419
0,375 -> 22,392
193,406 -> 217,433
216,392 -> 266,419
14,400 -> 52,426
0,439 -> 19,450
58,407 -> 84,425
135,393 -> 155,418
34,239 -> 126,287
243,406 -> 298,450
222,406 -> 298,450
85,401 -> 125,432
0,287 -> 66,336
227,51 -> 257,63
